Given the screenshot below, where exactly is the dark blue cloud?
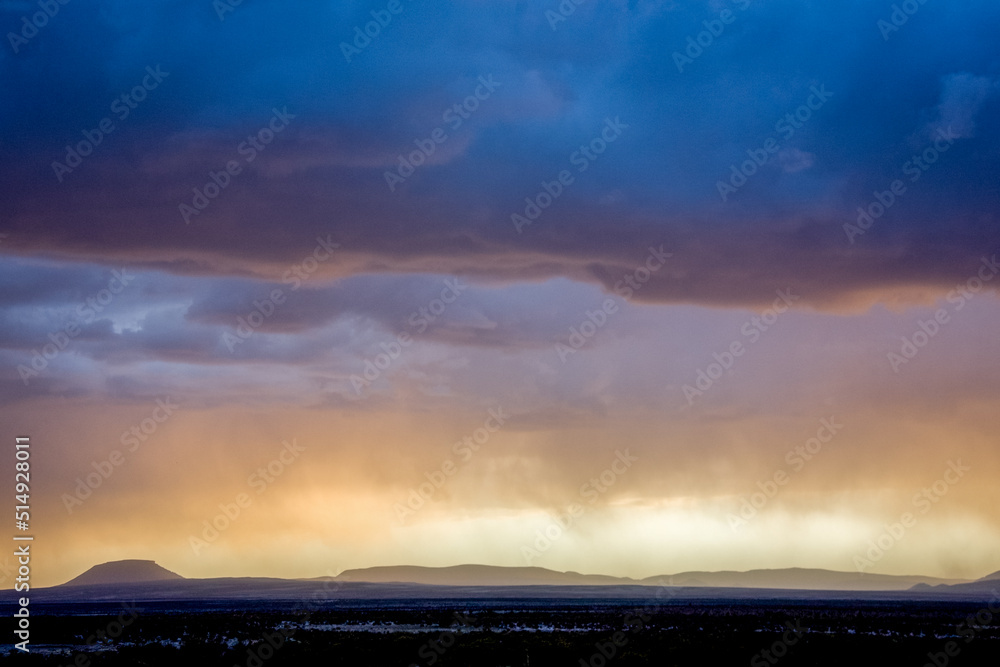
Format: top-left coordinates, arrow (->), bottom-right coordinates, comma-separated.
1,0 -> 998,308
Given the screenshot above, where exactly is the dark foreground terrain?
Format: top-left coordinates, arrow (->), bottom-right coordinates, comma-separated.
3,598 -> 998,666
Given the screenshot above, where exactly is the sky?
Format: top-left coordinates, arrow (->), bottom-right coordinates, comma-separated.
1,0 -> 999,588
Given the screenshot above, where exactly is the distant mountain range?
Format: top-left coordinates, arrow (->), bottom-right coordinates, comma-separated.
34,560 -> 997,602
324,564 -> 969,591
